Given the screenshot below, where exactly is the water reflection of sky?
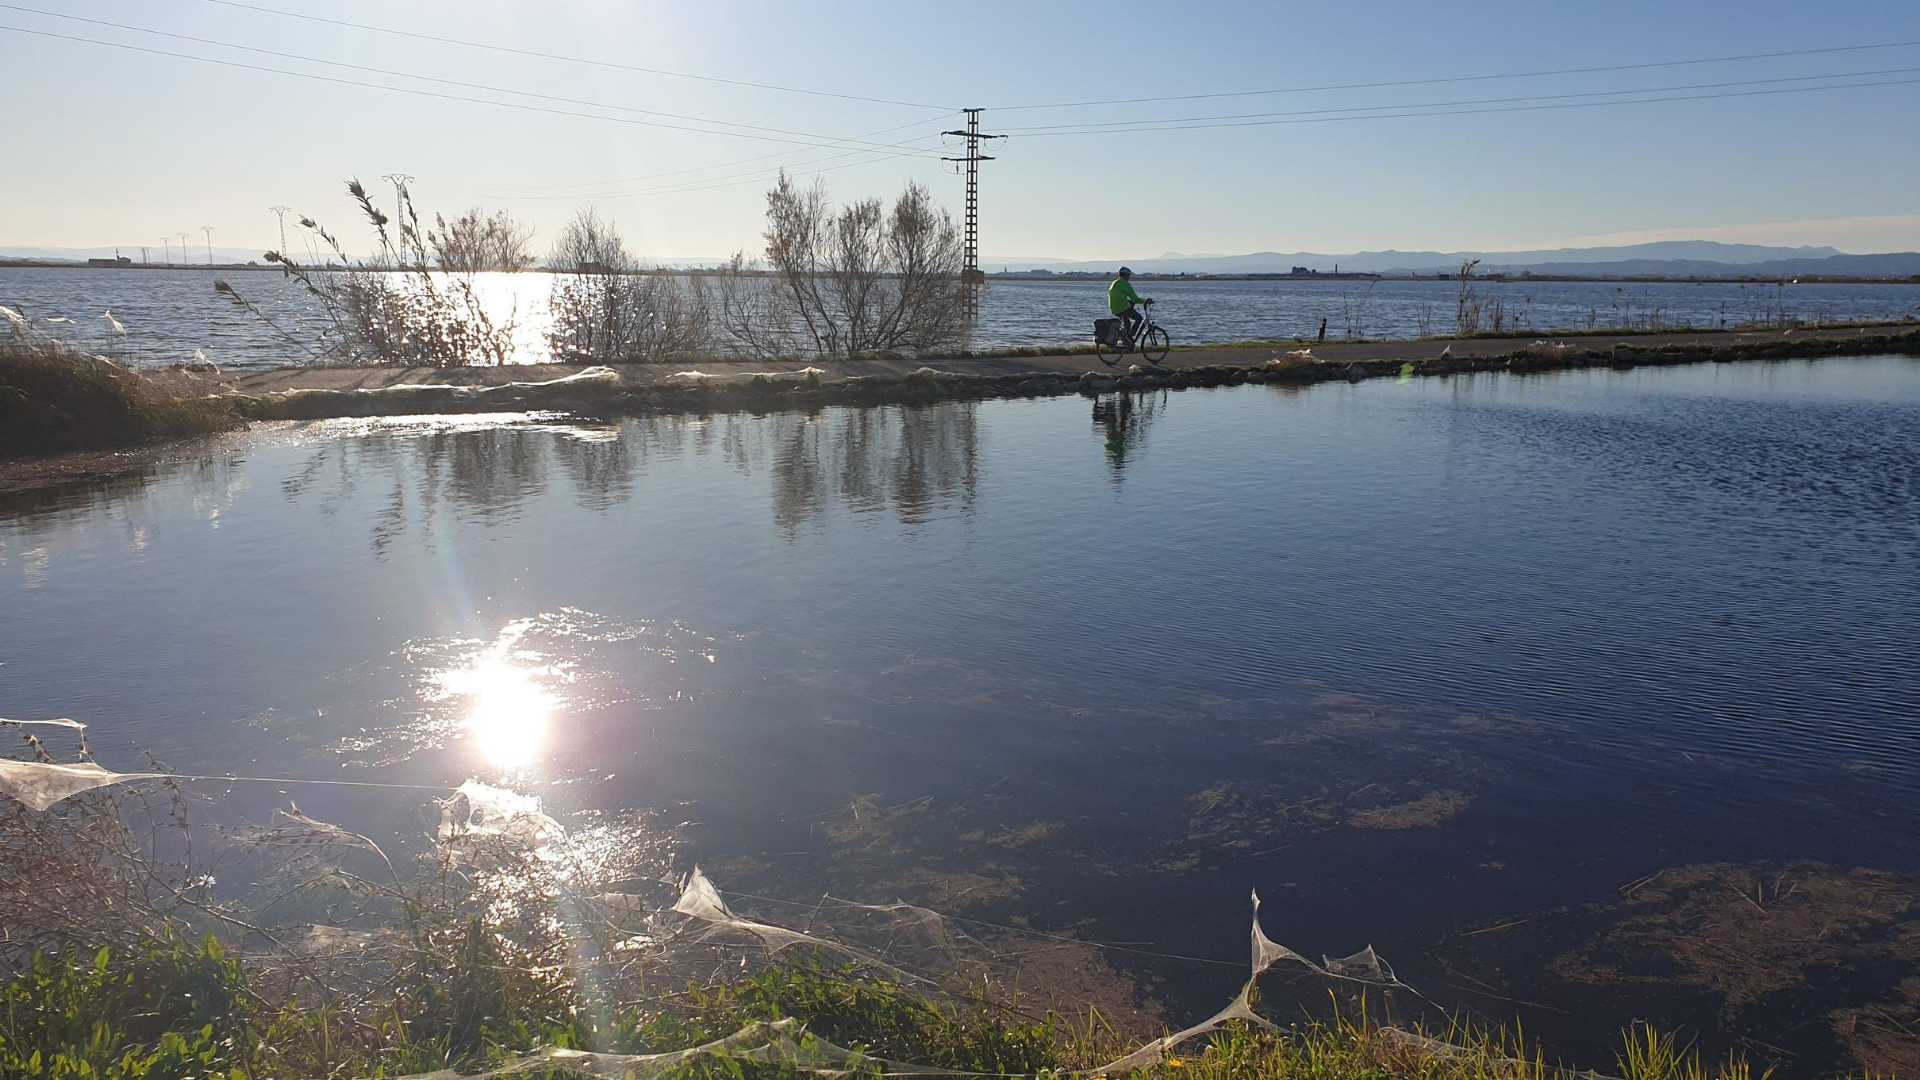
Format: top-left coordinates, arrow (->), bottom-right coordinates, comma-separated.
5,356 -> 1920,1067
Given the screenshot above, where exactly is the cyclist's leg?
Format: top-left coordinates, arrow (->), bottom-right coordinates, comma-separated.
1120,306 -> 1143,343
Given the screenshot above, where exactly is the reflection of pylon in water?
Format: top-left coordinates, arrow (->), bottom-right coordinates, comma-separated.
941,109 -> 1004,319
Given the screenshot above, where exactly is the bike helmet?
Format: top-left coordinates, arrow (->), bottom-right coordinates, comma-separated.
1118,266 -> 1132,278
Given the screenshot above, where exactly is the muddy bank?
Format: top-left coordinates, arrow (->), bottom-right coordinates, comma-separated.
220,324 -> 1920,423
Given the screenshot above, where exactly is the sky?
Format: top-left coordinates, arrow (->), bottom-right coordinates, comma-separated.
3,0 -> 1919,263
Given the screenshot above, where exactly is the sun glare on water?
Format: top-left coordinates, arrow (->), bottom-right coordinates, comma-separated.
435,639 -> 560,772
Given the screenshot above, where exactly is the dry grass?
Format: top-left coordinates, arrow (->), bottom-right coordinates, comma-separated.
0,335 -> 239,458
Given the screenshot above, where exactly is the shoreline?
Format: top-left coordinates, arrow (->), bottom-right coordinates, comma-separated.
5,323 -> 1918,498
9,260 -> 1920,285
221,322 -> 1920,419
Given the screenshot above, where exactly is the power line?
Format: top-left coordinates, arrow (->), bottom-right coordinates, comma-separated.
487,142 -> 950,205
0,23 -> 955,156
997,66 -> 1920,134
200,0 -> 954,111
493,137 -> 948,201
991,38 -> 1920,111
0,4 -> 947,155
0,0 -> 957,197
487,114 -> 955,195
1006,76 -> 1920,138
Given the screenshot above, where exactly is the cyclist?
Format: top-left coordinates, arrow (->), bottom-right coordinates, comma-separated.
1108,267 -> 1151,344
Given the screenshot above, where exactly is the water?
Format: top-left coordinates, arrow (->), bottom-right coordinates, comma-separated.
4,357 -> 1920,1068
6,265 -> 1918,369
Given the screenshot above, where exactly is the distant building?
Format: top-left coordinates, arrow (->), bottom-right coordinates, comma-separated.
86,255 -> 133,267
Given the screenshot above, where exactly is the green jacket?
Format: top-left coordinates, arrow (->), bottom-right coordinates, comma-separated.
1108,277 -> 1144,315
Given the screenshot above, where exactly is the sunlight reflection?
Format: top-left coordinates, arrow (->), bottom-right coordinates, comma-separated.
435,623 -> 561,771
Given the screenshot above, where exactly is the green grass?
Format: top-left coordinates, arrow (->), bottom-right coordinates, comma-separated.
0,336 -> 241,458
0,940 -> 1815,1080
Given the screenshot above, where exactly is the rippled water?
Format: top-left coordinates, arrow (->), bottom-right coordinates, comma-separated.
6,265 -> 1918,368
4,356 -> 1919,1066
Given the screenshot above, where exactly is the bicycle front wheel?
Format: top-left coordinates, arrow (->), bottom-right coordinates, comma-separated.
1140,326 -> 1170,364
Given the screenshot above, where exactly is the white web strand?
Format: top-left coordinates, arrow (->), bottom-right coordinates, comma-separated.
439,780 -> 567,847
0,759 -> 163,811
663,867 -> 947,988
0,717 -> 88,731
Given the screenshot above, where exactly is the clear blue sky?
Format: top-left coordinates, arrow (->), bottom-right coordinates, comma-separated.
4,0 -> 1918,261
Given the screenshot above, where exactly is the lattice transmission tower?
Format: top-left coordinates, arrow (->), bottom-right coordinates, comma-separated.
941,108 -> 1004,318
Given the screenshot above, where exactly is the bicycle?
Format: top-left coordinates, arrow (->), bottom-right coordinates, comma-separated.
1093,299 -> 1170,366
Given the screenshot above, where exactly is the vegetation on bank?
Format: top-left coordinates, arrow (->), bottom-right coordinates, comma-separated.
221,172 -> 972,369
0,941 -> 1788,1080
0,332 -> 239,459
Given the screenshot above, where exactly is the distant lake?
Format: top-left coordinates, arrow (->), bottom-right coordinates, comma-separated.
5,265 -> 1918,369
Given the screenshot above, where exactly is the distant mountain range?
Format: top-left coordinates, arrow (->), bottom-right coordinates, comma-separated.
985,241 -> 1920,278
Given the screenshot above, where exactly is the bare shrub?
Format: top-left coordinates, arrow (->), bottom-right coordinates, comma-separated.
1340,281 -> 1378,340
238,179 -> 518,366
716,173 -> 970,359
1454,259 -> 1484,337
430,208 -> 536,273
545,209 -> 712,364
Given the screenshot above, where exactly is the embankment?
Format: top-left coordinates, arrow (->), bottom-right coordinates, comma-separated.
221,323 -> 1920,422
7,324 -> 1919,496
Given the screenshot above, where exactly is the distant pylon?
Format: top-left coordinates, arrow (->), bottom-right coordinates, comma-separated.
269,205 -> 292,256
380,174 -> 414,230
941,109 -> 1005,319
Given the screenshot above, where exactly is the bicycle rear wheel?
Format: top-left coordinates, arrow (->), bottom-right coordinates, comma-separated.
1140,326 -> 1170,364
1094,335 -> 1119,367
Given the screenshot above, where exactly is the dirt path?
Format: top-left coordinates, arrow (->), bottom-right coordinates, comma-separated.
224,323 -> 1920,394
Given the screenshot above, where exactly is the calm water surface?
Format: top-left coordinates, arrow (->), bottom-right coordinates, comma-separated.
4,356 -> 1919,1067
6,265 -> 1919,367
